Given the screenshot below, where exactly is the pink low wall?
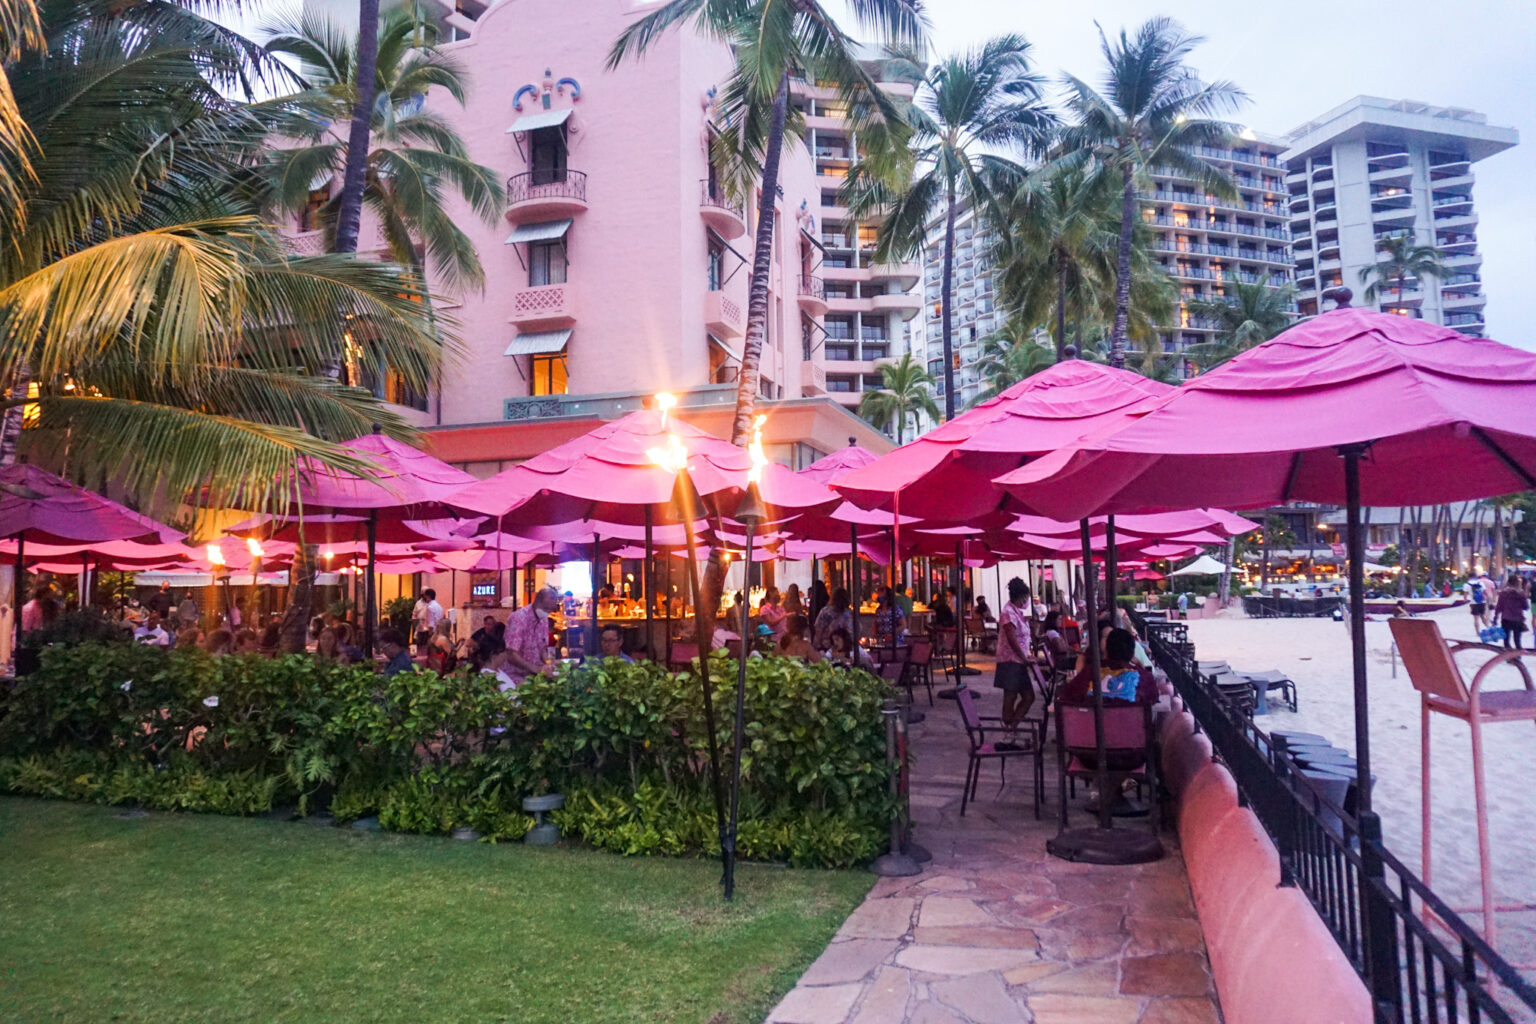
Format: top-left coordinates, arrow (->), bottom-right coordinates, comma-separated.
1159,691 -> 1372,1024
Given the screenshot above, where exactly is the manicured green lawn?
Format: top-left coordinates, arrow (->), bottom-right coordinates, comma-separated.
0,798 -> 870,1023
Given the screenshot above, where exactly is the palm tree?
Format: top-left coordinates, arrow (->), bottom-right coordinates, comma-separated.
970,317 -> 1057,400
1359,233 -> 1450,313
1183,281 -> 1296,370
846,35 -> 1056,421
1059,18 -> 1246,368
0,0 -> 448,511
263,10 -> 504,293
609,0 -> 926,447
332,0 -> 380,258
994,164 -> 1120,358
858,353 -> 939,443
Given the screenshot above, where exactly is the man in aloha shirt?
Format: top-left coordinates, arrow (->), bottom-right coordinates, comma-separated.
499,586 -> 560,688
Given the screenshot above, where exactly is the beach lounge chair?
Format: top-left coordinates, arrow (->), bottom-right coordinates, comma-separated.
1389,617 -> 1536,950
1209,671 -> 1257,715
1238,669 -> 1297,712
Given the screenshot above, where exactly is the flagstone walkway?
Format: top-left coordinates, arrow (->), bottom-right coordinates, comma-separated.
766,667 -> 1222,1024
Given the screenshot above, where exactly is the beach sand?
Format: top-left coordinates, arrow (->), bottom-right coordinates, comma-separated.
1184,607 -> 1536,965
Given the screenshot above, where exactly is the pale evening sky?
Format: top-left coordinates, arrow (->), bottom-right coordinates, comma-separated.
834,0 -> 1535,346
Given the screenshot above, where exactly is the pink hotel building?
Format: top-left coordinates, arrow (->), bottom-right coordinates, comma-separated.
297,0 -> 923,475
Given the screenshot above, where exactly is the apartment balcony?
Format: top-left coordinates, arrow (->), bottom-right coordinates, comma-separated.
510,282 -> 576,328
1432,193 -> 1474,211
505,170 -> 588,223
870,291 -> 923,320
1319,256 -> 1342,273
1369,163 -> 1413,184
703,289 -> 744,339
797,275 -> 828,316
870,259 -> 922,288
1431,156 -> 1472,175
1445,311 -> 1485,328
804,113 -> 846,132
286,229 -> 328,256
1442,292 -> 1486,311
800,360 -> 827,396
1431,172 -> 1474,190
1433,210 -> 1479,230
699,180 -> 747,240
1285,170 -> 1307,186
1373,205 -> 1415,226
1289,196 -> 1310,214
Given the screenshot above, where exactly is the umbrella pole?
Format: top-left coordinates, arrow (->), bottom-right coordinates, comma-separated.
511,554 -> 518,610
849,523 -> 860,648
1105,517 -> 1120,629
589,535 -> 601,657
644,507 -> 654,662
364,510 -> 378,658
1342,446 -> 1373,811
1046,518 -> 1163,866
1342,443 -> 1401,1017
955,542 -> 975,676
13,531 -> 24,658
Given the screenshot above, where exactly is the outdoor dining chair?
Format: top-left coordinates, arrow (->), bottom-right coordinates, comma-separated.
906,636 -> 936,705
955,687 -> 1043,818
930,627 -> 960,689
1054,700 -> 1159,832
1389,616 -> 1536,949
667,641 -> 700,673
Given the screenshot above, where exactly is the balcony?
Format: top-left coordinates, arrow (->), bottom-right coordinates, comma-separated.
510,282 -> 576,328
1442,292 -> 1486,310
286,229 -> 328,256
699,180 -> 747,240
704,290 -> 744,339
1445,311 -> 1485,328
505,170 -> 588,223
800,360 -> 827,396
870,291 -> 923,319
796,275 -> 828,315
870,259 -> 922,288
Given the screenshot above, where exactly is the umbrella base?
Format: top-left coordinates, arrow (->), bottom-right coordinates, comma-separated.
956,666 -> 982,676
870,852 -> 924,877
1047,826 -> 1164,865
903,840 -> 933,863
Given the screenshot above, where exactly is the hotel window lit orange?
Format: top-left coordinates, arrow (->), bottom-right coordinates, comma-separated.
531,354 -> 568,395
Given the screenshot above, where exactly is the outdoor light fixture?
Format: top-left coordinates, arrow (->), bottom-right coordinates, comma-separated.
205,544 -> 225,567
246,538 -> 264,559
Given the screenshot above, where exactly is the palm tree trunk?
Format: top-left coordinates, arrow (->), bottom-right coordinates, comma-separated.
940,185 -> 957,420
729,69 -> 790,446
334,0 -> 380,260
0,363 -> 30,467
704,70 -> 791,635
1219,536 -> 1234,607
1054,255 -> 1067,358
1108,162 -> 1136,369
1493,501 -> 1506,579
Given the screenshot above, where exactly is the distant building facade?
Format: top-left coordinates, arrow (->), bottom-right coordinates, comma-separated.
1282,96 -> 1518,334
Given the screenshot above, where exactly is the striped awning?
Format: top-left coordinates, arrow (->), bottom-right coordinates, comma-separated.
504,219 -> 572,245
506,108 -> 572,134
504,329 -> 571,357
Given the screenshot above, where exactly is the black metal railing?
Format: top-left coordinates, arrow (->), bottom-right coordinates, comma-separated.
507,169 -> 587,205
700,179 -> 744,219
1134,610 -> 1536,1024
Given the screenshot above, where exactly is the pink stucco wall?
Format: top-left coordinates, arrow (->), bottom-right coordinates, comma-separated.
370,0 -> 830,427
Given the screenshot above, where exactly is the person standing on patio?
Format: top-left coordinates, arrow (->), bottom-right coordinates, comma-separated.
176,590 -> 199,631
499,585 -> 559,688
412,589 -> 443,653
994,578 -> 1035,733
813,588 -> 853,649
146,581 -> 173,620
1495,575 -> 1529,651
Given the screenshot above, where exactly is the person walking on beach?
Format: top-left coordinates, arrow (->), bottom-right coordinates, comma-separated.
1469,572 -> 1492,629
1495,575 -> 1529,651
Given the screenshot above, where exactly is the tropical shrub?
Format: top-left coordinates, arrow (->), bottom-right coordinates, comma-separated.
0,644 -> 890,866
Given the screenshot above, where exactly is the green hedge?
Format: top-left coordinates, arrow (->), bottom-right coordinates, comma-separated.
0,644 -> 892,867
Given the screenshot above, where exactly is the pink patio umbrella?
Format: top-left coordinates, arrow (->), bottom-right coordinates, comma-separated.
833,361 -> 1171,522
0,464 -> 182,652
996,303 -> 1536,892
227,512 -> 482,547
268,430 -> 478,654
